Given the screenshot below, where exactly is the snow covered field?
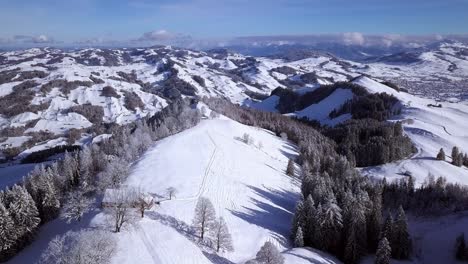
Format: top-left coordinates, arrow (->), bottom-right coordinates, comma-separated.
7,116 -> 341,264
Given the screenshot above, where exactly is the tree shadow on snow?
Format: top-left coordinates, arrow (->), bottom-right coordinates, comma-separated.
202,251 -> 235,264
229,184 -> 299,247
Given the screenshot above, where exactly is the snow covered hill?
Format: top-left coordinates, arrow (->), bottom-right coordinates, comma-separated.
1,42 -> 467,162
107,117 -> 340,263
353,76 -> 468,185
7,116 -> 341,264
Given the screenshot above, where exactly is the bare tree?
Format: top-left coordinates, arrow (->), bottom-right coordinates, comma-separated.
61,188 -> 94,223
40,229 -> 116,264
192,197 -> 216,240
136,190 -> 153,218
255,241 -> 284,264
211,217 -> 234,252
166,187 -> 177,200
106,188 -> 137,232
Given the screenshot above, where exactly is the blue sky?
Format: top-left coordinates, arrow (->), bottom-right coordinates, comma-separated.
0,0 -> 467,45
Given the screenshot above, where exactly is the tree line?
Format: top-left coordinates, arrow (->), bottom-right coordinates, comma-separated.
203,97 -> 413,264
0,99 -> 201,261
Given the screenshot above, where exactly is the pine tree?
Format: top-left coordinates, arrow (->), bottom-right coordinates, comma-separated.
319,195 -> 343,254
464,153 -> 468,167
436,148 -> 445,161
294,227 -> 304,247
0,201 -> 17,257
7,185 -> 40,247
41,175 -> 60,222
381,215 -> 393,243
192,197 -> 216,241
291,199 -> 305,243
211,217 -> 234,252
392,206 -> 411,259
367,190 -> 382,252
286,159 -> 295,177
255,241 -> 284,264
79,146 -> 93,189
455,233 -> 468,260
452,146 -> 461,166
344,227 -> 361,264
303,195 -> 316,245
375,237 -> 391,264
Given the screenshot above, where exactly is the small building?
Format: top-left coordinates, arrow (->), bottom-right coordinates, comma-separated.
101,187 -> 161,208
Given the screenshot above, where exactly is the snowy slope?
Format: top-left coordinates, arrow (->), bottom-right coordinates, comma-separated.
292,88 -> 354,126
354,77 -> 468,185
103,117 -> 339,264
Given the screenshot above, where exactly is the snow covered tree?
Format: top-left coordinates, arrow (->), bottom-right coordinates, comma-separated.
62,151 -> 79,189
79,146 -> 93,189
98,158 -> 129,189
0,202 -> 17,258
455,233 -> 468,261
436,148 -> 446,161
255,241 -> 284,264
318,195 -> 343,254
464,153 -> 468,167
286,159 -> 295,176
294,226 -> 304,247
452,146 -> 462,166
291,198 -> 305,243
344,227 -> 361,264
40,229 -> 116,264
392,206 -> 411,259
41,175 -> 60,222
303,195 -> 316,245
105,188 -> 137,232
367,190 -> 382,252
375,237 -> 391,264
192,197 -> 216,241
136,192 -> 153,218
166,187 -> 177,200
211,217 -> 234,252
381,215 -> 393,244
61,188 -> 94,223
6,184 -> 40,247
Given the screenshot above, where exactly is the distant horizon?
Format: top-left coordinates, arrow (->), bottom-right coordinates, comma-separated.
1,0 -> 468,48
1,33 -> 468,51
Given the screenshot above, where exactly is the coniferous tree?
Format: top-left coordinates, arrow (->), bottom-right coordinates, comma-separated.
7,185 -> 40,247
392,206 -> 411,259
294,227 -> 304,247
344,227 -> 361,264
291,199 -> 305,242
319,195 -> 343,254
436,148 -> 446,161
375,237 -> 391,264
286,159 -> 295,177
464,153 -> 468,167
0,201 -> 17,259
367,190 -> 383,252
41,174 -> 60,222
455,233 -> 468,261
381,215 -> 393,244
303,195 -> 316,245
452,146 -> 462,166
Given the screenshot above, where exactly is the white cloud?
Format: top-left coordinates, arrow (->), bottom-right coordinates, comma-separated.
12,34 -> 56,44
342,32 -> 365,46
